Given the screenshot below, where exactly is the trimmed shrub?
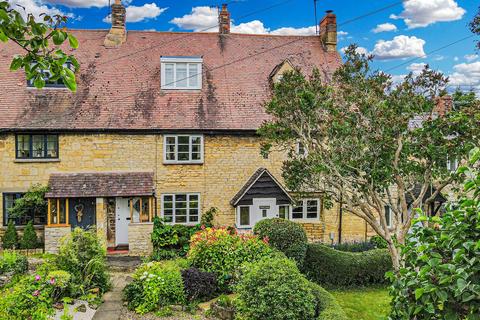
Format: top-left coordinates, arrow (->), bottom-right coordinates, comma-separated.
56,228 -> 110,296
0,251 -> 28,275
236,256 -> 317,320
188,227 -> 274,290
181,267 -> 218,302
308,282 -> 348,320
332,241 -> 376,252
303,244 -> 392,287
20,221 -> 39,249
123,261 -> 186,314
253,218 -> 308,267
2,221 -> 18,249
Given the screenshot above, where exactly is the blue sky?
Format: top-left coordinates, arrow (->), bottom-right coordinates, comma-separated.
11,0 -> 480,91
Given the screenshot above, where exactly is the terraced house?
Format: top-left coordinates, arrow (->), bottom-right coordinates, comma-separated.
0,2 -> 373,255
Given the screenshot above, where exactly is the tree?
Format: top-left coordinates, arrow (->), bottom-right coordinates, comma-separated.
20,221 -> 39,250
259,47 -> 480,270
0,1 -> 79,91
389,148 -> 480,319
2,220 -> 18,249
471,5 -> 480,50
8,184 -> 48,221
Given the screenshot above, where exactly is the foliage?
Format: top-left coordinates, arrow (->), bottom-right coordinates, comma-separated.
46,270 -> 72,301
0,1 -> 79,91
123,260 -> 186,314
2,220 -> 18,249
187,227 -> 273,290
20,220 -> 39,249
369,235 -> 388,249
236,256 -> 317,320
389,148 -> 480,320
181,267 -> 218,302
259,46 -> 480,269
309,282 -> 349,320
303,244 -> 391,288
331,288 -> 390,320
56,228 -> 110,296
471,6 -> 480,50
0,250 -> 28,275
201,207 -> 218,227
7,184 -> 48,220
253,218 -> 308,267
332,241 -> 377,252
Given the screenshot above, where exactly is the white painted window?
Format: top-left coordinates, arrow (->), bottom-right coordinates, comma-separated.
447,157 -> 459,172
161,57 -> 202,90
292,199 -> 319,220
296,142 -> 307,156
279,205 -> 290,219
163,135 -> 203,164
384,205 -> 393,228
237,206 -> 251,228
162,193 -> 200,224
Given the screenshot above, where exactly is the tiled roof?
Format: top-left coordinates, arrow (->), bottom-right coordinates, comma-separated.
0,30 -> 341,131
45,172 -> 155,198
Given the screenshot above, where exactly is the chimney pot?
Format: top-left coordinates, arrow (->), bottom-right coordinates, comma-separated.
319,10 -> 337,52
104,0 -> 127,47
219,4 -> 231,34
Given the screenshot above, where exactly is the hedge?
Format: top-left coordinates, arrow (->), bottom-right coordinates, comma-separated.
309,282 -> 348,320
303,244 -> 392,287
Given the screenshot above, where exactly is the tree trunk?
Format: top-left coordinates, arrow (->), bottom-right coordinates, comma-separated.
388,242 -> 401,272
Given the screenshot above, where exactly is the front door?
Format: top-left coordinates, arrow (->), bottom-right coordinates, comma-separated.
252,198 -> 277,226
69,198 -> 96,230
115,197 -> 130,246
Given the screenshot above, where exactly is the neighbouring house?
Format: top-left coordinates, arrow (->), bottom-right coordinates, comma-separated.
1,2 -> 380,255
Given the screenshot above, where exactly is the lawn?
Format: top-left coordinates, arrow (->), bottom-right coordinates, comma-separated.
332,287 -> 390,320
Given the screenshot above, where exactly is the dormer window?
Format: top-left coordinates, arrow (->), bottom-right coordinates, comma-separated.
161,57 -> 202,90
27,62 -> 73,88
269,59 -> 294,85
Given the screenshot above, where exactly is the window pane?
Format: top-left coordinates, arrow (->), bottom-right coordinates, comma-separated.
176,215 -> 187,223
292,204 -> 303,219
165,64 -> 175,87
191,136 -> 201,145
32,135 -> 44,158
240,207 -> 250,226
17,135 -> 30,158
131,198 -> 141,223
50,199 -> 58,224
188,64 -> 199,88
190,215 -> 199,223
385,206 -> 391,227
46,135 -> 58,158
192,152 -> 201,161
178,144 -> 190,153
279,206 -> 289,219
176,63 -> 188,87
306,200 -> 318,219
178,136 -> 190,144
59,199 -> 67,224
178,153 -> 190,161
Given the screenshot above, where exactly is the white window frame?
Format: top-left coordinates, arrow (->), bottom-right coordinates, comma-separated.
160,56 -> 203,90
161,193 -> 201,225
447,157 -> 459,172
236,205 -> 252,229
278,204 -> 290,219
163,135 -> 204,164
384,205 -> 393,228
296,142 -> 307,157
291,199 -> 320,220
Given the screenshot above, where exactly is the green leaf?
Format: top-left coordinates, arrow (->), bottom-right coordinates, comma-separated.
415,288 -> 424,300
52,30 -> 66,45
10,56 -> 23,71
68,34 -> 78,49
0,29 -> 7,42
62,67 -> 77,92
33,74 -> 45,89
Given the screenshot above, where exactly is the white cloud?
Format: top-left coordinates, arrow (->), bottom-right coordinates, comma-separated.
391,0 -> 465,29
340,46 -> 369,55
170,6 -> 218,32
372,23 -> 397,33
270,26 -> 316,36
103,3 -> 167,23
454,56 -> 459,62
338,31 -> 348,36
448,61 -> 480,92
231,20 -> 270,34
8,0 -> 71,21
464,54 -> 479,62
372,35 -> 426,60
407,62 -> 427,75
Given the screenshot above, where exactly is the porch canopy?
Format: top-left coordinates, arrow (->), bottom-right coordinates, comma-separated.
45,172 -> 155,198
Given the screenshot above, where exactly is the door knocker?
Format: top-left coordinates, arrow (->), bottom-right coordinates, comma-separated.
75,204 -> 84,223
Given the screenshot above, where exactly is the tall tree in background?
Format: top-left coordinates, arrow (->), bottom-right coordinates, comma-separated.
259,47 -> 480,270
471,5 -> 480,50
0,1 -> 79,91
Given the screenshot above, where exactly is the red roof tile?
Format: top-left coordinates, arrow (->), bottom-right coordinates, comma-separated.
0,30 -> 341,131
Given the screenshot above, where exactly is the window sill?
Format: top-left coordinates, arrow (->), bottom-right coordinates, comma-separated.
26,86 -> 68,90
161,88 -> 202,92
14,158 -> 60,163
163,161 -> 204,165
291,218 -> 320,223
45,224 -> 70,228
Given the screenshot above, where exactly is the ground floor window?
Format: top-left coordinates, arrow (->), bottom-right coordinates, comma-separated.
292,199 -> 320,220
279,205 -> 289,219
238,206 -> 251,227
129,197 -> 154,223
48,198 -> 69,225
3,193 -> 47,226
384,206 -> 393,228
162,193 -> 200,224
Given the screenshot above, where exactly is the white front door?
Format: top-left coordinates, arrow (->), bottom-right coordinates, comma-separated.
252,198 -> 278,226
115,197 -> 130,246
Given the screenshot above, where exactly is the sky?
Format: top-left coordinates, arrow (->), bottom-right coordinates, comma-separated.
8,0 -> 480,92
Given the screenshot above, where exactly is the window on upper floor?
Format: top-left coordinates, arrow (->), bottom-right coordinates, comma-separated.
26,62 -> 73,88
160,57 -> 202,90
292,199 -> 320,220
296,142 -> 307,156
162,193 -> 200,224
163,135 -> 203,164
384,205 -> 393,228
3,193 -> 47,226
16,134 -> 59,159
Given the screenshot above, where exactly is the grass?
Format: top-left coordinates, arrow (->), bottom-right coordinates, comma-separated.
331,287 -> 390,320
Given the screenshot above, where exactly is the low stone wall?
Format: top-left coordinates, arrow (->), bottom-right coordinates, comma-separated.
128,223 -> 153,256
45,226 -> 71,254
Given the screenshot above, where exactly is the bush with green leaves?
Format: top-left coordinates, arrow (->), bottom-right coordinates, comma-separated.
20,221 -> 39,249
2,220 -> 18,249
7,184 -> 48,221
369,235 -> 388,249
55,227 -> 110,296
236,256 -> 317,320
332,241 -> 376,252
151,217 -> 200,260
0,250 -> 28,276
389,148 -> 480,320
253,218 -> 308,267
123,260 -> 186,314
303,244 -> 392,287
309,282 -> 348,320
188,227 -> 274,290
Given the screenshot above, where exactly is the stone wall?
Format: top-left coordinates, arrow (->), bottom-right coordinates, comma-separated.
44,226 -> 70,254
128,223 -> 153,256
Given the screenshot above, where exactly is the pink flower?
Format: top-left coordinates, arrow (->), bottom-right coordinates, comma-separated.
50,278 -> 56,285
35,275 -> 41,281
33,290 -> 40,296
201,225 -> 206,230
263,236 -> 269,244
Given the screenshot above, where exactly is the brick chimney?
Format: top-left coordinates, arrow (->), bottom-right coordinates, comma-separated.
434,96 -> 453,116
319,10 -> 337,52
104,0 -> 127,47
218,4 -> 231,34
